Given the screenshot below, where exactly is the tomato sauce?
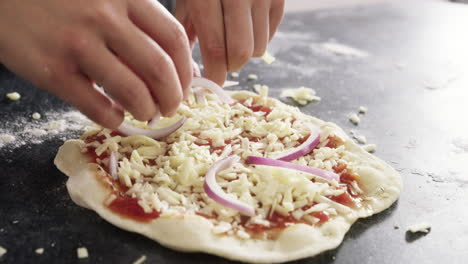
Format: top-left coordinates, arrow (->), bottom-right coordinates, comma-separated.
312,211 -> 330,223
108,196 -> 160,222
330,192 -> 356,207
248,105 -> 273,114
326,136 -> 344,148
243,209 -> 330,236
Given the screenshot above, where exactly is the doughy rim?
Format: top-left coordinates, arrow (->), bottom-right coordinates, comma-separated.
54,91 -> 402,263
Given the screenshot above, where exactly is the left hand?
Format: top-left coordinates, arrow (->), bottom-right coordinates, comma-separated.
175,0 -> 285,85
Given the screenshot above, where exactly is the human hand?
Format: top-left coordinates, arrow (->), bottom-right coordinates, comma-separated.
0,0 -> 192,128
174,0 -> 285,85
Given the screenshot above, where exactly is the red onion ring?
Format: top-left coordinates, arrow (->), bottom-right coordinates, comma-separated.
117,116 -> 186,139
193,87 -> 207,105
109,151 -> 118,180
147,106 -> 161,128
204,155 -> 255,216
192,60 -> 201,77
223,80 -> 239,88
247,156 -> 339,182
275,124 -> 320,161
191,77 -> 234,104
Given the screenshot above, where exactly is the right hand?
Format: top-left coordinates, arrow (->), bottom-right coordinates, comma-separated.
0,0 -> 192,128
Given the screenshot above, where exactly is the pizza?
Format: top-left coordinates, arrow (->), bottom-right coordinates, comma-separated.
54,79 -> 401,263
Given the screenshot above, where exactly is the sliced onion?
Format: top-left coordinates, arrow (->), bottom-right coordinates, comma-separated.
117,116 -> 186,139
275,124 -> 320,161
223,80 -> 239,88
193,87 -> 207,105
109,151 -> 118,180
192,60 -> 201,77
204,155 -> 255,216
247,156 -> 339,182
191,77 -> 234,104
147,106 -> 161,128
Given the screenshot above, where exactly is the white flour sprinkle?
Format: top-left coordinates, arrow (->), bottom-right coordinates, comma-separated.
0,134 -> 16,147
0,110 -> 90,149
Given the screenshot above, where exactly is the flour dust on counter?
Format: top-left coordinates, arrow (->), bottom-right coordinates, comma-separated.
0,110 -> 90,149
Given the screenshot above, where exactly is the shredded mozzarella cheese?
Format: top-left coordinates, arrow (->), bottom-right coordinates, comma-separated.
82,91 -> 363,239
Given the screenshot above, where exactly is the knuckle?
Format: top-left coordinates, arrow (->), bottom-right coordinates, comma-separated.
206,41 -> 226,59
149,53 -> 174,81
172,24 -> 189,45
64,31 -> 91,57
84,2 -> 121,30
229,46 -> 252,70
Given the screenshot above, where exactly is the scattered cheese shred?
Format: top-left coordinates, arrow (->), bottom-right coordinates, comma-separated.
362,144 -> 376,153
354,135 -> 367,144
35,248 -> 44,255
77,247 -> 89,259
0,246 -> 6,257
358,106 -> 367,114
261,51 -> 276,64
230,72 -> 239,78
6,92 -> 21,101
132,255 -> 147,264
247,74 -> 258,81
32,112 -> 41,120
407,222 -> 431,233
349,113 -> 360,125
280,87 -> 321,105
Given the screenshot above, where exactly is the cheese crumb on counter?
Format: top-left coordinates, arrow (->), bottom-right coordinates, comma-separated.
32,112 -> 41,120
0,246 -> 6,257
407,222 -> 431,233
280,87 -> 321,105
6,92 -> 21,101
35,248 -> 44,255
77,247 -> 89,259
362,144 -> 376,153
247,74 -> 258,81
261,51 -> 276,64
349,113 -> 360,125
230,72 -> 239,78
132,255 -> 147,264
354,135 -> 367,144
358,106 -> 367,114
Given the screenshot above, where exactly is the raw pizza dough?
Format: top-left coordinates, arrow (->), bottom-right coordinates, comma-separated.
55,90 -> 401,263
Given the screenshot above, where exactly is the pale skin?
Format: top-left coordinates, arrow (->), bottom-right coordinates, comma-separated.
0,0 -> 285,129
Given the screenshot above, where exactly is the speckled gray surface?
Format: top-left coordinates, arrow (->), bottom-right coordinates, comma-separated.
1,1 -> 468,263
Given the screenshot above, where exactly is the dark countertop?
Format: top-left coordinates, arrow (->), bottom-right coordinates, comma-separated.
1,1 -> 468,263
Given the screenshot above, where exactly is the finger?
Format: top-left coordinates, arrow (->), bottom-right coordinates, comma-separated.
269,0 -> 285,41
74,40 -> 158,121
222,0 -> 254,71
49,72 -> 124,129
251,0 -> 270,57
190,0 -> 227,85
104,21 -> 183,117
173,0 -> 198,49
128,0 -> 192,100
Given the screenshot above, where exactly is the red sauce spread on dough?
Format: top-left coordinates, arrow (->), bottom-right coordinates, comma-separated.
326,135 -> 345,148
84,131 -> 160,222
238,99 -> 273,115
249,105 -> 273,114
108,196 -> 160,222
